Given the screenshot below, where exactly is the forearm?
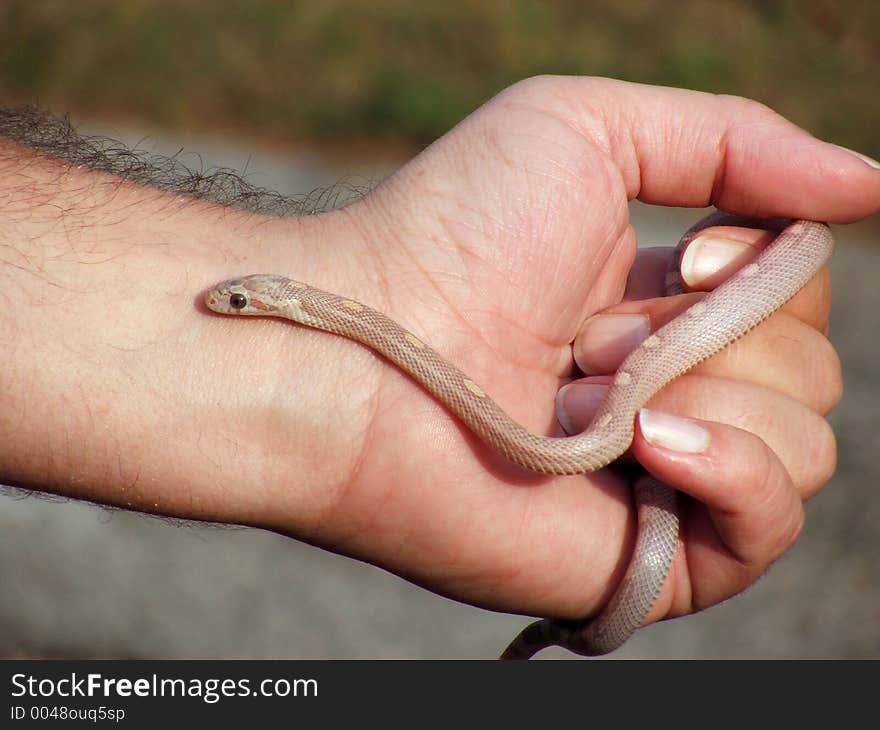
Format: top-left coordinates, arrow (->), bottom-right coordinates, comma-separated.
0,137 -> 377,535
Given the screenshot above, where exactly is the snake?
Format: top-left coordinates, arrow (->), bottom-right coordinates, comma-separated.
204,211 -> 834,659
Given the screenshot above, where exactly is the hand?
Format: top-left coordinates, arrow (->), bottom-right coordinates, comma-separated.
285,77 -> 874,624
561,222 -> 838,621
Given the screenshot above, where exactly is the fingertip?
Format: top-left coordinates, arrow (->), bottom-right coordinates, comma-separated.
679,233 -> 759,290
634,412 -> 748,509
573,314 -> 652,374
555,384 -> 578,435
638,408 -> 711,455
555,380 -> 608,435
634,411 -> 802,565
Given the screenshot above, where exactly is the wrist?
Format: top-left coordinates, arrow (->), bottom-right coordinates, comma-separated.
0,143 -> 384,535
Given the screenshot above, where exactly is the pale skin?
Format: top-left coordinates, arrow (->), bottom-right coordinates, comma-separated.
2,77 -> 878,640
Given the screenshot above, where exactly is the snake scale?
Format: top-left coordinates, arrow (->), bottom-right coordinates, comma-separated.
205,211 -> 834,658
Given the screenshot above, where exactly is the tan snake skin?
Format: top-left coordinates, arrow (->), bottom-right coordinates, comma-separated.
205,212 -> 834,658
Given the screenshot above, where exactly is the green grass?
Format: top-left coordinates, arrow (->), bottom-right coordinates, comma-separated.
0,0 -> 877,159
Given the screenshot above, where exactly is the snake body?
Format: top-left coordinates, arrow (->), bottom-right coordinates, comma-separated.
205,212 -> 834,658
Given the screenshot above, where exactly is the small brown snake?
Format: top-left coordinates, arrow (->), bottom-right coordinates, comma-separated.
205,211 -> 834,658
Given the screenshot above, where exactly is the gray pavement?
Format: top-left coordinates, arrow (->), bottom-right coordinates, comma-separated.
1,128 -> 877,658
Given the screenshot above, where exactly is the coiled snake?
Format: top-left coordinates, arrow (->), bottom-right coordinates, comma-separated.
205,211 -> 834,658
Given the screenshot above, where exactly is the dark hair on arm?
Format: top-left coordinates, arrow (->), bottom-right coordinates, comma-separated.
0,105 -> 372,216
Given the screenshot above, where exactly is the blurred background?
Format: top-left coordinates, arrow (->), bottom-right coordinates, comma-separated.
0,0 -> 877,658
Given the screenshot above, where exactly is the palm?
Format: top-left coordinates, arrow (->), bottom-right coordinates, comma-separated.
334,92 -> 640,616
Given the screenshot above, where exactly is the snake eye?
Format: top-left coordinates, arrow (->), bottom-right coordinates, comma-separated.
229,293 -> 248,309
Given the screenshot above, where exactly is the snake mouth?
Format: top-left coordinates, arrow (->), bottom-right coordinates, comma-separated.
204,290 -> 223,311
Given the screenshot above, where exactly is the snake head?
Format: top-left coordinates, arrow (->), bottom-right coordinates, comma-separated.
204,275 -> 279,316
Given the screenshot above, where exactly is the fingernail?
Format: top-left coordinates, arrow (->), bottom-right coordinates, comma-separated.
556,382 -> 607,435
575,314 -> 651,374
680,236 -> 754,288
830,143 -> 880,171
639,408 -> 710,453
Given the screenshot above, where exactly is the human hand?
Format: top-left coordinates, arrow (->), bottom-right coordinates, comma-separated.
283,77 -> 876,627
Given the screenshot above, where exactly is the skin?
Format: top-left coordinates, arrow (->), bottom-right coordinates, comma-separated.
0,77 -> 876,638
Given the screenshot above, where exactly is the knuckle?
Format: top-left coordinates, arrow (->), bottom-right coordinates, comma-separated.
715,93 -> 782,124
772,502 -> 805,562
732,436 -> 801,562
815,338 -> 843,413
506,74 -> 563,97
804,416 -> 838,493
